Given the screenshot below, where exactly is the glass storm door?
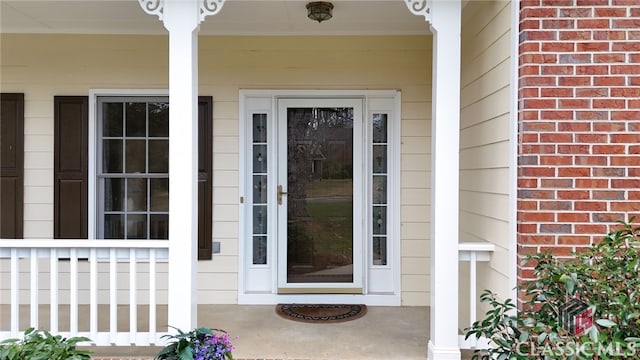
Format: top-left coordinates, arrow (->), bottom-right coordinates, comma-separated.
277,99 -> 363,293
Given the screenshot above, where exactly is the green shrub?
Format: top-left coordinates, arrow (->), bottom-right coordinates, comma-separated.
0,328 -> 92,360
466,219 -> 640,360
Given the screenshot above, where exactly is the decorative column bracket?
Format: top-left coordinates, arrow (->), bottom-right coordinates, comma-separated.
139,0 -> 164,21
200,0 -> 225,22
138,0 -> 225,23
404,0 -> 432,23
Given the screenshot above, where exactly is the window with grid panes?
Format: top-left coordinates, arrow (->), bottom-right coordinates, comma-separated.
98,97 -> 169,240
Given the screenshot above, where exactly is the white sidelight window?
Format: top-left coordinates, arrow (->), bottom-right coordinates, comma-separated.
372,113 -> 389,266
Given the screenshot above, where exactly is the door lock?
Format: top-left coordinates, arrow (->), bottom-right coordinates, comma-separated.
278,185 -> 288,205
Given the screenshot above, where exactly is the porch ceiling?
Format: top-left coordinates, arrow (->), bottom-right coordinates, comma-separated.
0,0 -> 431,36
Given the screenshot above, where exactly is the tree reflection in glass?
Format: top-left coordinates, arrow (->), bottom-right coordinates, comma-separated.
286,107 -> 354,283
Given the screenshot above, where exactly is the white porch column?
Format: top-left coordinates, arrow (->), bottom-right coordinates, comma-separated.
138,0 -> 224,332
428,1 -> 462,359
165,1 -> 200,330
405,1 -> 463,359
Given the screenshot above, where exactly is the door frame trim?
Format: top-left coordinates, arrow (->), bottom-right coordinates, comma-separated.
238,89 -> 401,306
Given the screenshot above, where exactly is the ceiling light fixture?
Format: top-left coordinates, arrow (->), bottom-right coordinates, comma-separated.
306,2 -> 334,23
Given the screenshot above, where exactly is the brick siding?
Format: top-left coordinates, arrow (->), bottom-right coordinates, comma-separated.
518,0 -> 640,301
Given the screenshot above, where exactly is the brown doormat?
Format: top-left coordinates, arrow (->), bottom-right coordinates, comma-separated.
275,304 -> 367,323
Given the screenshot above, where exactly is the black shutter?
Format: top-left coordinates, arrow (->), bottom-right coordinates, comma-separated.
0,93 -> 24,238
54,96 -> 88,239
198,96 -> 213,260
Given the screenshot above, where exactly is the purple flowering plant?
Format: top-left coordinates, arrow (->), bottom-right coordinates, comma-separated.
155,326 -> 234,360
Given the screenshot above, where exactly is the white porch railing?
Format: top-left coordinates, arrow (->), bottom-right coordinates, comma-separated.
0,239 -> 170,346
458,241 -> 495,350
1,239 -> 495,349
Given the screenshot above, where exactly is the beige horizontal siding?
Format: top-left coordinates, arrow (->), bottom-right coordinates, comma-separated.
459,0 -> 513,329
1,34 -> 433,306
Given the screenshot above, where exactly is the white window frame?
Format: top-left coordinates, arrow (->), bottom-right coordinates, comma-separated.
89,90 -> 170,259
89,90 -> 169,240
238,90 -> 401,306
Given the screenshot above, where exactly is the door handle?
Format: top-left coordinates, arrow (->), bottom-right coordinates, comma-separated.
278,185 -> 288,205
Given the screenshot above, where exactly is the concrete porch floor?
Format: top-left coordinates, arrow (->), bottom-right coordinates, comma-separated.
87,305 -> 430,360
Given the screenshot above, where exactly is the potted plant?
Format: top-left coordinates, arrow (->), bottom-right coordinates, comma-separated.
0,328 -> 92,360
155,327 -> 234,360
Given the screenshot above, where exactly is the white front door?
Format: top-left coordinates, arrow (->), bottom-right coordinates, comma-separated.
276,98 -> 364,293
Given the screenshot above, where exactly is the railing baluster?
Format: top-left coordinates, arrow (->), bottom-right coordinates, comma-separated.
469,251 -> 478,348
129,248 -> 137,344
149,249 -> 157,344
109,248 -> 117,344
10,248 -> 19,337
70,248 -> 78,335
30,248 -> 38,329
90,248 -> 98,340
50,248 -> 58,333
